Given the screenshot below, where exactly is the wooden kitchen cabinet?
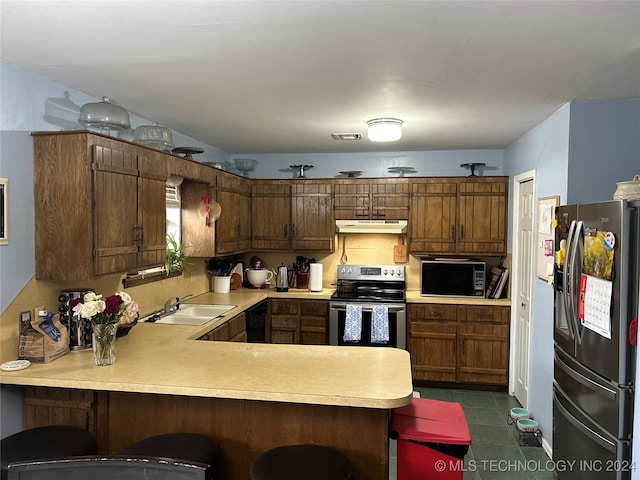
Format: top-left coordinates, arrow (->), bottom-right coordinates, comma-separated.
216,172 -> 251,255
166,154 -> 215,184
457,179 -> 508,255
408,304 -> 457,382
252,181 -> 334,251
267,298 -> 299,344
291,182 -> 334,251
180,179 -> 216,257
33,131 -> 167,280
408,178 -> 458,254
198,312 -> 247,342
267,299 -> 329,345
22,386 -> 107,451
300,300 -> 329,345
334,178 -> 409,220
252,182 -> 291,250
457,305 -> 510,385
409,177 -> 507,256
408,303 -> 510,387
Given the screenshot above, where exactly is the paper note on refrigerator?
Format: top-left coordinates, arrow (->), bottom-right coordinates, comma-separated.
578,274 -> 612,339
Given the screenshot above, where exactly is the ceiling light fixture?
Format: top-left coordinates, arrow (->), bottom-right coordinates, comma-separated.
367,118 -> 403,142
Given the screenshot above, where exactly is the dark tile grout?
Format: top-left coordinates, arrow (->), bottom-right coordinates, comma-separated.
389,387 -> 552,480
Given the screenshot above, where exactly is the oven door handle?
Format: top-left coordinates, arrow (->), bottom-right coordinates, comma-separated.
329,302 -> 405,313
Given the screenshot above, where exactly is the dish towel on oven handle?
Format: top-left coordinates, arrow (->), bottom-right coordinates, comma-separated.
343,304 -> 362,342
371,305 -> 389,343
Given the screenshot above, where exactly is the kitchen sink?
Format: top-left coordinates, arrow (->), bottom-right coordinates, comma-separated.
152,304 -> 236,326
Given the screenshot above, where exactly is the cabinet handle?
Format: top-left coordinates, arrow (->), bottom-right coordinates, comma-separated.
461,225 -> 464,239
139,226 -> 144,245
284,224 -> 288,237
291,223 -> 295,236
451,225 -> 455,241
132,225 -> 143,245
429,310 -> 442,317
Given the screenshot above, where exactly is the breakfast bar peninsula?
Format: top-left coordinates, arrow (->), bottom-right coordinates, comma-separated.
0,307 -> 413,480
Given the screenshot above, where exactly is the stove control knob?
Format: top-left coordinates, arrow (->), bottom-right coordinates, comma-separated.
347,268 -> 352,275
389,270 -> 394,276
383,269 -> 388,275
397,269 -> 403,277
340,268 -> 346,275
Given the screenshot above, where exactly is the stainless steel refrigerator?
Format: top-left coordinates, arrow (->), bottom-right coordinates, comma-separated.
553,200 -> 638,480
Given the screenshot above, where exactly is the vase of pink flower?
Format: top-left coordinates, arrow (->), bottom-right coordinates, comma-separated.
72,291 -> 138,366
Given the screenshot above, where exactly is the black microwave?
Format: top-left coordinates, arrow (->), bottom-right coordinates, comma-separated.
420,259 -> 486,297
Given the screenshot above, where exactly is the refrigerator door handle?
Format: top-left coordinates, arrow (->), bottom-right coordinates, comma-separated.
553,388 -> 617,454
566,220 -> 584,343
555,349 -> 617,400
563,220 -> 578,340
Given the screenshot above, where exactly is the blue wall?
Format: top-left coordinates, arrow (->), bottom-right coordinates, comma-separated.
568,99 -> 640,204
230,150 -> 504,179
504,104 -> 570,443
504,99 -> 640,456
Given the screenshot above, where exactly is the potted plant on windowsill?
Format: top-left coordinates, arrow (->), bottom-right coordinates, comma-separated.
165,234 -> 189,275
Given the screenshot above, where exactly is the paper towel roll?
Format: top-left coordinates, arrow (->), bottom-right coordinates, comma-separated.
309,263 -> 323,292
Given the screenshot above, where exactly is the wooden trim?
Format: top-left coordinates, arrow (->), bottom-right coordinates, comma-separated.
122,269 -> 182,288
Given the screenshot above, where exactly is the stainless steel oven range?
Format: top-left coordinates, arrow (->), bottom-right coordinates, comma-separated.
329,264 -> 406,349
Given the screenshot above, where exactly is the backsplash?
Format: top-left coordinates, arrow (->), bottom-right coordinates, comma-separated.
242,234 -> 507,291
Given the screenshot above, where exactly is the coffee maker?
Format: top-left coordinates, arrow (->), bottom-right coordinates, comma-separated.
58,289 -> 93,350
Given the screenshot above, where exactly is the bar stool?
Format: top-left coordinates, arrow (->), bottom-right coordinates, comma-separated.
121,433 -> 219,477
1,425 -> 98,480
250,444 -> 353,480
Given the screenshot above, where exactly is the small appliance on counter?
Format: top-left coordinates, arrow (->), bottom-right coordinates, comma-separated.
275,263 -> 289,292
420,258 -> 486,297
58,289 -> 93,350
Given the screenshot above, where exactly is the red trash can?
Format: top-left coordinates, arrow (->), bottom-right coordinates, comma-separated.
390,398 -> 471,480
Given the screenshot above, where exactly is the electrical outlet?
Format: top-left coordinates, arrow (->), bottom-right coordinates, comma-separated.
34,305 -> 45,319
190,271 -> 196,283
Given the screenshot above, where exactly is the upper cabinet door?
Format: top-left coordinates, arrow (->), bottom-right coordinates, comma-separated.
216,172 -> 251,255
251,182 -> 291,250
409,179 -> 458,254
334,180 -> 370,220
457,178 -> 507,255
136,148 -> 167,268
92,144 -> 139,275
370,179 -> 409,220
334,179 -> 409,220
291,182 -> 334,251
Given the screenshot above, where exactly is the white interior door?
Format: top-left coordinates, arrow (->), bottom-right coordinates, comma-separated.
514,177 -> 534,407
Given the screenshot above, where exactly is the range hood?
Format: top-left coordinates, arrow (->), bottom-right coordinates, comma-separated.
336,219 -> 408,234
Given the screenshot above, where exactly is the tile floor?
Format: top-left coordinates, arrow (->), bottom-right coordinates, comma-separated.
389,387 -> 554,480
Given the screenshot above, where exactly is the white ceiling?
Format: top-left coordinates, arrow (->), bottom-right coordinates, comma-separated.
1,1 -> 639,155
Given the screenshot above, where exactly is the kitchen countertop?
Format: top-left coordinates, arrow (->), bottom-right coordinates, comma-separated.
406,289 -> 512,306
0,287 -> 413,409
0,286 -> 510,408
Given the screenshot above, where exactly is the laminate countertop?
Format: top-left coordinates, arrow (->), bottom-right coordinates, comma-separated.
405,290 -> 512,306
0,288 -> 413,410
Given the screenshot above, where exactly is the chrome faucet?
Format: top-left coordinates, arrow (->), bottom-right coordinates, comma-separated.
164,294 -> 195,314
